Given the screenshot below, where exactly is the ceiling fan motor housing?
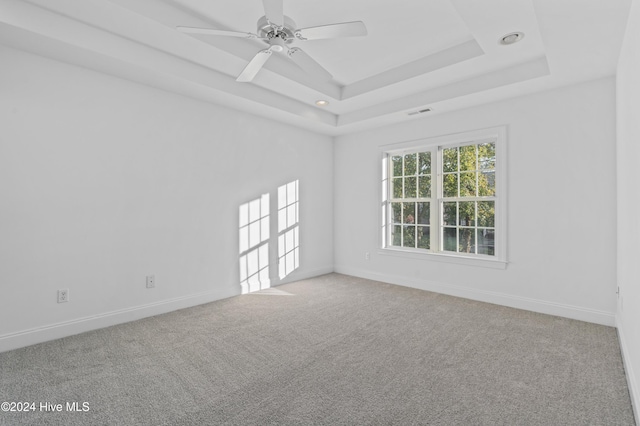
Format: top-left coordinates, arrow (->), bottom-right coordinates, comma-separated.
257,15 -> 297,43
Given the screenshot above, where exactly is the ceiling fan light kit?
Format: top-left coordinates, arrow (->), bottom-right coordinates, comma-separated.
177,0 -> 367,83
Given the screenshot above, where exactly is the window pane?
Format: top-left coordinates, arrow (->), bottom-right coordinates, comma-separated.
391,202 -> 402,223
393,225 -> 402,246
477,201 -> 495,227
443,147 -> 458,173
478,143 -> 496,171
443,227 -> 457,252
460,172 -> 476,197
418,176 -> 431,198
443,202 -> 456,226
393,177 -> 403,198
459,228 -> 475,253
417,202 -> 430,225
479,171 -> 495,196
403,202 -> 416,224
443,174 -> 458,197
418,152 -> 431,175
392,155 -> 403,177
478,229 -> 495,256
458,202 -> 475,226
404,153 -> 417,176
403,225 -> 416,248
417,226 -> 430,249
459,145 -> 477,172
404,176 -> 417,198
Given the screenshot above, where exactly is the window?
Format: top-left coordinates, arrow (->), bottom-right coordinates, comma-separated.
382,127 -> 506,265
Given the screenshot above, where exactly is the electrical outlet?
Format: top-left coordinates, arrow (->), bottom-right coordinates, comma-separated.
146,275 -> 155,288
57,289 -> 69,303
365,252 -> 370,261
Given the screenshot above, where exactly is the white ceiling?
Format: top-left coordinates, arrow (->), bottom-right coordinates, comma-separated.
0,0 -> 632,136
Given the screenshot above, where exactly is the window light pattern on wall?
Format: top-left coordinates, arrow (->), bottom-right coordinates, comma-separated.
278,180 -> 299,279
239,193 -> 270,294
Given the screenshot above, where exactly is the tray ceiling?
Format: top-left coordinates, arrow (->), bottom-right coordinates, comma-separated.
0,0 -> 631,135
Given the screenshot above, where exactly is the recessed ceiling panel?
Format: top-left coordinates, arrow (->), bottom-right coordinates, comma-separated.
170,0 -> 473,85
1,0 -> 631,136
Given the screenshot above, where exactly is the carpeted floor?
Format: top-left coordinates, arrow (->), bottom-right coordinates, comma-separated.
0,273 -> 636,425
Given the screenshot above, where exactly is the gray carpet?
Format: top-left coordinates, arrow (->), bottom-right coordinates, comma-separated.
0,273 -> 635,425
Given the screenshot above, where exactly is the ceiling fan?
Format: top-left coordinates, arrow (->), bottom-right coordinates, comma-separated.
177,0 -> 367,83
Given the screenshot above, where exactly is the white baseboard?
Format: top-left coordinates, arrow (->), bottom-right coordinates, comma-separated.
0,287 -> 237,354
0,266 -> 336,354
617,316 -> 640,426
334,265 -> 616,327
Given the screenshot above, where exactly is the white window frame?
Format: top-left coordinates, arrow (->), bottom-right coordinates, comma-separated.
379,126 -> 507,269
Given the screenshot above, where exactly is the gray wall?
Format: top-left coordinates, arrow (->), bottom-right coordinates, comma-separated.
334,77 -> 618,326
0,45 -> 334,351
616,0 -> 640,417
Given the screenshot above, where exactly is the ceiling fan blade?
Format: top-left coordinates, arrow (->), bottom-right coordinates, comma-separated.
262,0 -> 284,27
295,21 -> 367,40
236,48 -> 274,82
287,47 -> 332,81
177,26 -> 261,39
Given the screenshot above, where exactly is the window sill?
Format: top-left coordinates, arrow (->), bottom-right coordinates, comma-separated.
378,247 -> 508,270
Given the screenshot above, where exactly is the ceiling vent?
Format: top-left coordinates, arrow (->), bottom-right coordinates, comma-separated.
407,108 -> 432,116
